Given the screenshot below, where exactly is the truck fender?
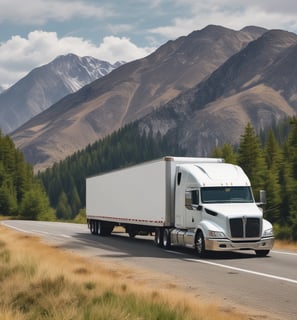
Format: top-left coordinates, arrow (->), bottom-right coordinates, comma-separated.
197,220 -> 225,238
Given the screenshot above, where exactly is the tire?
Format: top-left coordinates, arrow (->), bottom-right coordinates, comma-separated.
94,221 -> 98,235
154,228 -> 163,247
97,221 -> 113,236
90,220 -> 96,235
255,250 -> 270,257
97,221 -> 103,236
104,223 -> 114,236
162,228 -> 171,249
128,232 -> 136,238
195,231 -> 206,258
126,226 -> 136,238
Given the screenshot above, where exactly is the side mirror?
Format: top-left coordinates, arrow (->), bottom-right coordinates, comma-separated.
259,190 -> 266,205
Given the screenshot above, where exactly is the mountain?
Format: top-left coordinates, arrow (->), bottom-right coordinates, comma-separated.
138,29 -> 297,156
0,54 -> 124,134
11,25 -> 266,171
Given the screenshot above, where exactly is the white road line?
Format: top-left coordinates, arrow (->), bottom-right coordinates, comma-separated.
271,250 -> 297,256
2,223 -> 72,239
32,229 -> 50,234
32,230 -> 72,239
186,258 -> 297,285
1,223 -> 32,234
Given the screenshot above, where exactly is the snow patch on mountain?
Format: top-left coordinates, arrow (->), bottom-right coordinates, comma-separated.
0,54 -> 125,133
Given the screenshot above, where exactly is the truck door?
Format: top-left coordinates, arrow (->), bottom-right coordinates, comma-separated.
185,189 -> 200,229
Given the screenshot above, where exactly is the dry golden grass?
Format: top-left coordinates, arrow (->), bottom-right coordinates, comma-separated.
274,240 -> 297,252
0,225 -> 254,320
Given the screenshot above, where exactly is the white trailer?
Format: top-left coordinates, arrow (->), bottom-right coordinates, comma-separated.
86,156 -> 274,257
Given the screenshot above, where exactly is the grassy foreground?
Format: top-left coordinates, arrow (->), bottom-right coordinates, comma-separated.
0,226 -> 252,320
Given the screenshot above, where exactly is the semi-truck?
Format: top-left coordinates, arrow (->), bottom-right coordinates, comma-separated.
86,156 -> 274,257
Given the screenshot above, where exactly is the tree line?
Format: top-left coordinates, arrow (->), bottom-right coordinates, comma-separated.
0,131 -> 53,220
212,118 -> 297,240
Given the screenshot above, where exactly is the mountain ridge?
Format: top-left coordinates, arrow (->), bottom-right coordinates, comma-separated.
10,25 -> 267,171
137,29 -> 297,156
0,54 -> 124,133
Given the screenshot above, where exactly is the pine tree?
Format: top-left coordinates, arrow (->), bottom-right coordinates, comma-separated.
211,143 -> 237,164
20,183 -> 51,220
0,131 -> 52,218
69,185 -> 81,218
285,118 -> 297,239
263,129 -> 282,223
56,192 -> 72,220
237,123 -> 267,200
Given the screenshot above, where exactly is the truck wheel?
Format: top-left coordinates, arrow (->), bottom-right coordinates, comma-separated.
97,221 -> 113,236
128,232 -> 136,238
97,221 -> 103,236
162,229 -> 171,249
155,228 -> 163,247
103,223 -> 114,236
126,226 -> 136,238
94,221 -> 98,235
195,231 -> 206,258
255,250 -> 270,257
90,220 -> 96,235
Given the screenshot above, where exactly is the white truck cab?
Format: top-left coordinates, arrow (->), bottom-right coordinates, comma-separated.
170,162 -> 274,257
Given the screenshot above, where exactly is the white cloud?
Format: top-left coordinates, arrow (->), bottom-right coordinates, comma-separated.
150,0 -> 297,38
0,31 -> 155,88
96,36 -> 154,62
0,0 -> 112,25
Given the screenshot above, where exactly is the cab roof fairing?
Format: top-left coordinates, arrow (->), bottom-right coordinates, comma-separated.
178,163 -> 251,187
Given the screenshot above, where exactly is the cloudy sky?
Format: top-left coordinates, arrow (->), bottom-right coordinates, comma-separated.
1,0 -> 297,89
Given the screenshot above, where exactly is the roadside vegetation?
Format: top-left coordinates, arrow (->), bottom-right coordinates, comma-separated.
0,130 -> 53,221
0,226 -> 250,320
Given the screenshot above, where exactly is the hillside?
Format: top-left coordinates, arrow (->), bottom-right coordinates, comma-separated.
138,29 -> 297,156
10,25 -> 265,171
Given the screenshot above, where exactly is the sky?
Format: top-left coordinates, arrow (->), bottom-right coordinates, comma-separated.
1,0 -> 297,89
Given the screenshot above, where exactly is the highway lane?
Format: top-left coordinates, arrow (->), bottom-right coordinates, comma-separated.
2,220 -> 297,320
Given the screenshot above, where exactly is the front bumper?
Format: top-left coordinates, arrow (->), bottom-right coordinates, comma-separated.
205,237 -> 274,252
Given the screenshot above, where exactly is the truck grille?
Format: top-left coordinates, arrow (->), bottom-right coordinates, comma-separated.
229,218 -> 260,238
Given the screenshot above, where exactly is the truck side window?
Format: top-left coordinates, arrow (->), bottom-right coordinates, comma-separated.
185,191 -> 192,209
177,172 -> 182,185
185,189 -> 199,210
192,190 -> 199,206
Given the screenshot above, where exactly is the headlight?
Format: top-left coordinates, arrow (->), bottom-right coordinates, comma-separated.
208,231 -> 226,238
263,228 -> 274,237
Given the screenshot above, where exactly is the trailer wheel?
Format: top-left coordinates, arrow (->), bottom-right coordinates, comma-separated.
90,220 -> 96,235
97,221 -> 113,236
103,223 -> 114,236
195,231 -> 206,258
128,232 -> 136,238
155,228 -> 163,247
162,229 -> 171,249
255,250 -> 270,257
94,221 -> 99,235
97,221 -> 103,236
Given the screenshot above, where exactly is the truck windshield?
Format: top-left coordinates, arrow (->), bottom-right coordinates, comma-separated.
201,186 -> 254,203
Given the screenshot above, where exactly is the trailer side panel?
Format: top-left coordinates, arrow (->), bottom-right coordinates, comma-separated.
86,159 -> 169,227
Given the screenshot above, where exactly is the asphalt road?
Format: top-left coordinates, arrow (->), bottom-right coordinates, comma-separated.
2,220 -> 297,320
